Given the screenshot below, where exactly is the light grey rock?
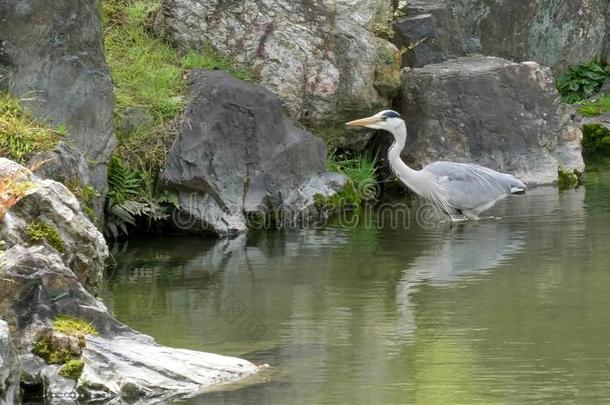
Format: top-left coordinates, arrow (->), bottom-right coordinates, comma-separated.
0,321 -> 20,405
158,0 -> 400,144
398,0 -> 609,73
0,244 -> 261,403
400,56 -> 584,186
0,158 -> 108,293
161,70 -> 347,236
0,0 -> 116,219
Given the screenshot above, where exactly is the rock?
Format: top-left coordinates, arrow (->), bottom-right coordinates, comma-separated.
397,0 -> 609,73
599,77 -> 610,95
161,70 -> 347,236
400,56 -> 584,186
0,0 -> 116,219
0,244 -> 261,402
157,0 -> 400,145
0,158 -> 107,293
0,321 -> 20,405
393,0 -> 466,68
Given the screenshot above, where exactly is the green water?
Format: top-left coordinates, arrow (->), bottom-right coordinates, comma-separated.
104,165 -> 610,404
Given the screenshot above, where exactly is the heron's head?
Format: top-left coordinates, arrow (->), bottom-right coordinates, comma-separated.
345,110 -> 404,131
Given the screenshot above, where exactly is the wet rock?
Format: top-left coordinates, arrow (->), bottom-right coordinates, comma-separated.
161,70 -> 347,236
0,244 -> 261,402
0,0 -> 116,218
0,320 -> 20,405
157,0 -> 400,144
398,0 -> 609,73
401,56 -> 584,186
0,158 -> 107,293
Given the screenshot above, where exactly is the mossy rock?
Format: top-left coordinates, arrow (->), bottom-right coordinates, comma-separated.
33,334 -> 74,365
53,315 -> 98,338
59,359 -> 85,380
557,168 -> 581,189
26,220 -> 65,253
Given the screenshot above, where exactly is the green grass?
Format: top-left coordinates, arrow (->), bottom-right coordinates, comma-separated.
317,151 -> 378,210
53,315 -> 98,337
0,91 -> 63,163
26,220 -> 65,253
579,94 -> 610,117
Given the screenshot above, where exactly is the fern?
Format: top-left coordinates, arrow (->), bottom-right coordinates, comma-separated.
104,157 -> 179,239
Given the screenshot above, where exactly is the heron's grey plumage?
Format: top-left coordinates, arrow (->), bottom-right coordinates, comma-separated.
346,110 -> 526,220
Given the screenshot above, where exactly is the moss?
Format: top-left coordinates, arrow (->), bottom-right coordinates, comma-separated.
26,220 -> 65,253
374,46 -> 402,97
579,94 -> 610,117
582,123 -> 610,154
557,168 -> 581,189
68,180 -> 97,221
59,359 -> 85,380
53,315 -> 98,338
33,335 -> 73,364
0,91 -> 63,163
314,180 -> 361,211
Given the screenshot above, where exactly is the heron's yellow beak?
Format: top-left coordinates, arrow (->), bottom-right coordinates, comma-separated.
345,116 -> 381,128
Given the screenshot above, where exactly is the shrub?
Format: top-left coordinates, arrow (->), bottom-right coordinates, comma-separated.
556,61 -> 610,103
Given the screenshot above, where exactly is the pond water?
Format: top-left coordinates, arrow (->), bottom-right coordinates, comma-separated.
104,163 -> 610,404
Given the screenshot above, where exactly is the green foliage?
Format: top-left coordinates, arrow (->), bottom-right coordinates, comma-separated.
0,91 -> 63,162
53,315 -> 98,338
557,168 -> 580,189
26,220 -> 65,253
106,157 -> 179,239
556,61 -> 610,103
582,123 -> 610,154
33,335 -> 73,364
579,94 -> 610,117
319,151 -> 378,211
59,359 -> 85,380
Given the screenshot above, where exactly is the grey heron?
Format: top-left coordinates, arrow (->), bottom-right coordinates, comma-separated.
346,110 -> 526,220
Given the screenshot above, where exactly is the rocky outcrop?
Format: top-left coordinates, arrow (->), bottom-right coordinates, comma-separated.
400,56 -> 584,186
0,321 -> 20,405
157,0 -> 401,145
161,70 -> 347,236
396,0 -> 609,73
0,159 -> 262,402
0,0 -> 116,219
0,158 -> 107,293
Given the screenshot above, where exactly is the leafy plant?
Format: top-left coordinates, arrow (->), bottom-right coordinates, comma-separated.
556,61 -> 610,103
105,157 -> 178,239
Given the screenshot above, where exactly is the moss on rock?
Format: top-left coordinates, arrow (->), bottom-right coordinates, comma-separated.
26,220 -> 65,253
558,167 -> 581,189
53,315 -> 98,338
59,359 -> 85,380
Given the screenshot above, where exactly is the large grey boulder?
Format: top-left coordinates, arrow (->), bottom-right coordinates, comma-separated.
0,158 -> 107,293
0,321 -> 20,405
0,245 -> 261,403
401,56 -> 584,186
158,0 -> 400,145
161,70 -> 347,236
396,0 -> 609,73
0,0 -> 116,219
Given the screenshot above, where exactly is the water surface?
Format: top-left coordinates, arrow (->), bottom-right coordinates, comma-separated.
104,165 -> 610,404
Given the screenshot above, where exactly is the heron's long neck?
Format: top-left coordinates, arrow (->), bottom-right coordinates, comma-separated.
388,122 -> 426,195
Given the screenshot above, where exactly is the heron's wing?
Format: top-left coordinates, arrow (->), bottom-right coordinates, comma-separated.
423,162 -> 526,211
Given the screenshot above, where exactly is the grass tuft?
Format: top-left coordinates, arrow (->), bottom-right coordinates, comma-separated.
0,91 -> 63,163
52,315 -> 98,338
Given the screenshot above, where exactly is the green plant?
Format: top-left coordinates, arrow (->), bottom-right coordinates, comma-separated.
105,157 -> 179,239
53,315 -> 98,337
59,359 -> 85,380
0,91 -> 62,162
579,94 -> 610,117
26,220 -> 65,253
33,335 -> 73,364
321,151 -> 379,210
582,123 -> 610,154
556,61 -> 610,103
